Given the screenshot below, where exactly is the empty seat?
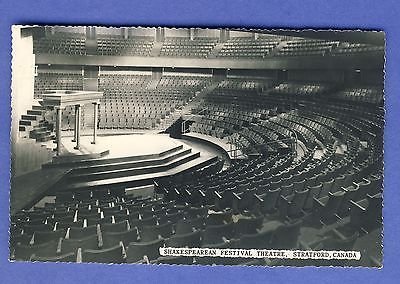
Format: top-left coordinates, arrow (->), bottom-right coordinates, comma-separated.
56,220 -> 84,230
126,239 -> 164,263
82,243 -> 125,264
101,220 -> 129,233
30,252 -> 77,263
235,215 -> 264,235
68,225 -> 98,239
102,228 -> 139,248
238,229 -> 275,249
23,223 -> 52,235
166,230 -> 202,248
271,220 -> 302,249
206,210 -> 233,225
32,229 -> 66,245
175,216 -> 205,234
13,240 -> 59,261
140,221 -> 173,242
151,255 -> 194,265
61,234 -> 99,254
202,222 -> 235,245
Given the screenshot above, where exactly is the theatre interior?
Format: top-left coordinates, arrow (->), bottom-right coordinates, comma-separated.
10,26 -> 384,266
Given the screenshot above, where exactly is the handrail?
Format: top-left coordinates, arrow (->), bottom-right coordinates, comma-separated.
226,135 -> 297,158
181,107 -> 209,134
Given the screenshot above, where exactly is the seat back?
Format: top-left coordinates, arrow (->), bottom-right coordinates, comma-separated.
126,239 -> 164,263
166,230 -> 202,247
235,216 -> 264,235
82,243 -> 124,263
202,222 -> 235,245
238,229 -> 275,249
69,225 -> 98,239
304,183 -> 322,210
271,220 -> 302,249
30,252 -> 76,262
33,229 -> 66,245
61,234 -> 99,254
13,240 -> 59,261
206,210 -> 233,225
102,228 -> 139,248
141,221 -> 173,242
101,220 -> 128,233
261,188 -> 280,213
323,231 -> 359,250
288,188 -> 309,217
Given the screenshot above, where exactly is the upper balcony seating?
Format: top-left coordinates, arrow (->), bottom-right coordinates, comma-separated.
330,43 -> 384,56
97,37 -> 154,56
160,37 -> 218,58
34,36 -> 86,55
271,82 -> 334,96
277,39 -> 339,57
332,86 -> 383,104
217,37 -> 280,59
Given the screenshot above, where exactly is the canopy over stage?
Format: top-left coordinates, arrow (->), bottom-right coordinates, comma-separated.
40,90 -> 103,155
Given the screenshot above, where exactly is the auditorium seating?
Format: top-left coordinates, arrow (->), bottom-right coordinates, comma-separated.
97,37 -> 154,56
332,86 -> 383,104
32,33 -> 384,59
34,35 -> 86,55
34,72 -> 83,98
277,39 -> 339,57
98,73 -> 213,130
330,43 -> 384,56
160,38 -> 218,58
19,30 -> 383,266
217,37 -> 280,59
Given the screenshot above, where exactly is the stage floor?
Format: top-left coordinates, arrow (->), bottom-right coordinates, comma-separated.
61,133 -> 184,158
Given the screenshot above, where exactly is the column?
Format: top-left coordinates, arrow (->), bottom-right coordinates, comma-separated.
91,102 -> 99,144
72,105 -> 78,142
55,107 -> 62,156
74,105 -> 81,150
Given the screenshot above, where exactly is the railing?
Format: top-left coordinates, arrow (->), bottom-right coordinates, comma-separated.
181,107 -> 208,134
226,135 -> 297,159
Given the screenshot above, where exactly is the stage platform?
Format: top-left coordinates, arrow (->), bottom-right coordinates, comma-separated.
41,133 -> 220,192
60,133 -> 181,158
12,133 -> 223,212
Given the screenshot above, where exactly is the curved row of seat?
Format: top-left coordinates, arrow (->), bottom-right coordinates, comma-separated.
33,35 -> 384,59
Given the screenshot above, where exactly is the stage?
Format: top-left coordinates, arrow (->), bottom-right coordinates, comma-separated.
60,133 -> 185,159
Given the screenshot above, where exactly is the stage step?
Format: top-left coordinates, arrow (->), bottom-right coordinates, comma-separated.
32,105 -> 44,110
70,147 -> 193,174
29,129 -> 51,139
21,114 -> 39,121
61,155 -> 218,192
44,145 -> 184,168
68,151 -> 200,183
27,109 -> 44,116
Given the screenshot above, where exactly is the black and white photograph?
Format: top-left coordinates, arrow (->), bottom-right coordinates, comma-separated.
10,25 -> 384,267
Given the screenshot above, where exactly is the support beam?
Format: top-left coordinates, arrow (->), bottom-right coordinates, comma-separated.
74,105 -> 81,150
55,107 -> 62,156
91,102 -> 99,144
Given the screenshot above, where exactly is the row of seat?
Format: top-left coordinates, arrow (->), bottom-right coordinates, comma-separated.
33,35 -> 384,58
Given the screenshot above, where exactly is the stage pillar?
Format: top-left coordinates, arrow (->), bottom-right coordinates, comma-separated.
55,107 -> 62,156
91,102 -> 99,144
72,105 -> 79,142
74,105 -> 81,150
